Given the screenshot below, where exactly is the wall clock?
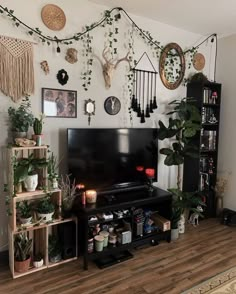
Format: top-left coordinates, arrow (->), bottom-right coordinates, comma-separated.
41,4 -> 66,31
104,96 -> 121,115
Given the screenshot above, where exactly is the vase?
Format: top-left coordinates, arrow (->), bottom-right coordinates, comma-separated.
216,195 -> 223,217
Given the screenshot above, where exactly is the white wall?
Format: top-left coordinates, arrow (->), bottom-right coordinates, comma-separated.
0,0 -> 215,251
216,34 -> 236,210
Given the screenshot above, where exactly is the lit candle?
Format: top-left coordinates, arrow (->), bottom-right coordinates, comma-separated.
145,168 -> 155,178
85,190 -> 97,203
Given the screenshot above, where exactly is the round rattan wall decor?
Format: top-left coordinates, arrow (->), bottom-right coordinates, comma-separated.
41,4 -> 66,31
193,53 -> 205,71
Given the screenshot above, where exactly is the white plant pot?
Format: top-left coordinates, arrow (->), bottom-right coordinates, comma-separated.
171,228 -> 179,241
20,216 -> 32,225
33,258 -> 44,268
24,174 -> 38,192
38,211 -> 54,223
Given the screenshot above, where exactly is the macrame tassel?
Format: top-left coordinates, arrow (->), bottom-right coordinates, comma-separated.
140,110 -> 145,123
0,36 -> 34,102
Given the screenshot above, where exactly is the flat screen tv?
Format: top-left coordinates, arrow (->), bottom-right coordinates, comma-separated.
67,128 -> 158,192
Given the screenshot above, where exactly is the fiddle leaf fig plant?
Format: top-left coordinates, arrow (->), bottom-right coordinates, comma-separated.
158,98 -> 201,168
158,97 -> 203,218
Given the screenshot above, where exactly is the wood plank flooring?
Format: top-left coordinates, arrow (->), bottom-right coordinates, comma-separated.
1,218 -> 236,294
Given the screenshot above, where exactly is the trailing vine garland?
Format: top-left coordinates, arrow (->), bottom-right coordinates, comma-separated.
0,5 -> 217,93
0,5 -> 216,56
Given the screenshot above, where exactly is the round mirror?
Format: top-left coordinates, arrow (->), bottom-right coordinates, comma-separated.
159,43 -> 185,90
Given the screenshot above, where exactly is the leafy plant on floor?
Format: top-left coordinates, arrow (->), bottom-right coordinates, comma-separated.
158,97 -> 204,219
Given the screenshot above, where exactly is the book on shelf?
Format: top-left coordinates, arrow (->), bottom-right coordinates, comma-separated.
200,130 -> 217,151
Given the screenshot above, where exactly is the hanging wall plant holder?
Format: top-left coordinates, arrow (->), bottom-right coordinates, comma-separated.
131,52 -> 158,124
57,69 -> 69,85
84,99 -> 95,126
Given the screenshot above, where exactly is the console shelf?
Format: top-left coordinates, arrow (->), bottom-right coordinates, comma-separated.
73,186 -> 172,270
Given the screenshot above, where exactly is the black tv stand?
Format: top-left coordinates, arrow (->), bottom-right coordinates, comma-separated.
103,194 -> 117,203
97,183 -> 147,196
73,186 -> 172,270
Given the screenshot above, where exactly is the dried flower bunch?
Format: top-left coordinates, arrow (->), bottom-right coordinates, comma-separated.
215,177 -> 228,195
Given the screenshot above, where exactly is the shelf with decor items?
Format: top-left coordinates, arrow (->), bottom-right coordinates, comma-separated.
183,81 -> 221,217
73,187 -> 172,270
6,145 -> 78,278
8,217 -> 78,279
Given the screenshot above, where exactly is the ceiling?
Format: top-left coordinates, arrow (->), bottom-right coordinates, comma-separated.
89,0 -> 236,37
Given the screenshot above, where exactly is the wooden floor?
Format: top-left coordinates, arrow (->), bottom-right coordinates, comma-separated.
1,218 -> 236,294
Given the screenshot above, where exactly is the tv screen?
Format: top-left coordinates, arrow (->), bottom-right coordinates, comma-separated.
67,128 -> 158,192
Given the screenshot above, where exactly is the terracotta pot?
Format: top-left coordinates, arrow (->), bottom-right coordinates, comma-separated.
14,256 -> 31,273
32,134 -> 43,146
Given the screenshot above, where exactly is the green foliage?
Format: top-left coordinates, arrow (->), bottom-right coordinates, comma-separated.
8,96 -> 34,132
48,152 -> 61,181
14,233 -> 32,261
158,97 -> 201,166
33,114 -> 44,135
169,188 -> 205,212
171,207 -> 182,229
14,153 -> 48,184
33,252 -> 43,261
35,196 -> 55,214
16,201 -> 31,218
48,235 -> 62,258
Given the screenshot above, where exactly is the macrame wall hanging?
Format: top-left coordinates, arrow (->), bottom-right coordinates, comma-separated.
0,35 -> 35,102
131,52 -> 158,124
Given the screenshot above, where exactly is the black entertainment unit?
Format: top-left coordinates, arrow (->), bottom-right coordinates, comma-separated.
73,186 -> 172,270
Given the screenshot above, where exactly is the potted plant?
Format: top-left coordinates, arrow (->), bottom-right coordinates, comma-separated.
158,97 -> 204,229
8,96 -> 34,139
14,153 -> 48,192
32,114 -> 45,146
48,235 -> 62,263
35,196 -> 55,223
33,253 -> 44,268
16,201 -> 32,225
59,175 -> 77,218
14,233 -> 32,273
171,207 -> 182,241
48,152 -> 61,189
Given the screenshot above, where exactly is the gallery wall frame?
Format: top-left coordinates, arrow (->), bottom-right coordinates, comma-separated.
42,88 -> 77,118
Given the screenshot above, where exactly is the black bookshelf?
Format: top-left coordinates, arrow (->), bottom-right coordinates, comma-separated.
183,81 -> 221,217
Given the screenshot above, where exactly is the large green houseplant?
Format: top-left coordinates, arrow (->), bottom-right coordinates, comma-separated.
14,153 -> 48,192
158,97 -> 204,227
8,96 -> 34,138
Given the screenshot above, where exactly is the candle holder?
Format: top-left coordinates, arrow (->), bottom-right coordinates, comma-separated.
145,168 -> 155,195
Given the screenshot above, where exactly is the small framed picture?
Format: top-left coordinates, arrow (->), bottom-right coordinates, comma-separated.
42,88 -> 77,118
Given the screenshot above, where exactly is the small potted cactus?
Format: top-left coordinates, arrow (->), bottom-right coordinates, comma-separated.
32,114 -> 44,146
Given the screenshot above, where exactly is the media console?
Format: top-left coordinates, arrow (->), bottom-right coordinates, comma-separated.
73,186 -> 172,270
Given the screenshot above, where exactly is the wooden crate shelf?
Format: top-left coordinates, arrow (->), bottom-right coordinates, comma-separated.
9,217 -> 78,279
7,145 -> 78,279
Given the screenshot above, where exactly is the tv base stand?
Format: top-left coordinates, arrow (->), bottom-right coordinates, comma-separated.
73,187 -> 172,270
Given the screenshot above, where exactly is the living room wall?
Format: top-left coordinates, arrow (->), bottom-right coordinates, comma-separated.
216,34 -> 236,210
0,0 -> 215,251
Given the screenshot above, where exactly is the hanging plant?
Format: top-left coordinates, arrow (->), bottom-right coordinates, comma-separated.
80,31 -> 94,91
